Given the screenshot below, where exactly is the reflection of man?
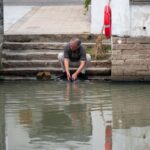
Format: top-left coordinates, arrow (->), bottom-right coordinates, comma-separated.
58,38 -> 91,80
64,83 -> 92,135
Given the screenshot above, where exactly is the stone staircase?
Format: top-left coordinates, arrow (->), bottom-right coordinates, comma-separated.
0,34 -> 111,80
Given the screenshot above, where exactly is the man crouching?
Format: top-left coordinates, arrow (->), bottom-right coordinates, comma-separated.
58,38 -> 91,81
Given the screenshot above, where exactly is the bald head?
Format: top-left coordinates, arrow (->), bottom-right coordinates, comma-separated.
69,38 -> 81,51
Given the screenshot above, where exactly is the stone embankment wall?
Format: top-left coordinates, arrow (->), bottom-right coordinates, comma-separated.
112,36 -> 150,81
111,0 -> 150,81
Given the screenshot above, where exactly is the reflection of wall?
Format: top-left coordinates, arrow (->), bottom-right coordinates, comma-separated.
0,99 -> 5,150
113,126 -> 150,150
112,84 -> 150,129
112,84 -> 150,150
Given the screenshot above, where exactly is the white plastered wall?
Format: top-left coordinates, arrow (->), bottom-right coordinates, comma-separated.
91,0 -> 109,34
111,0 -> 150,36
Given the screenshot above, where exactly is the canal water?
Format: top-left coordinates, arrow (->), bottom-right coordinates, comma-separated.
0,81 -> 150,150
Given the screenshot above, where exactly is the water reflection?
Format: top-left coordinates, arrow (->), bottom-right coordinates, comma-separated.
1,81 -> 150,150
0,81 -> 112,150
111,83 -> 150,150
0,91 -> 5,150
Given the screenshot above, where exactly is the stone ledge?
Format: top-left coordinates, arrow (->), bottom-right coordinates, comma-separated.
3,42 -> 96,50
0,67 -> 111,76
113,43 -> 150,50
0,75 -> 111,81
4,34 -> 99,43
112,75 -> 148,81
2,60 -> 111,68
112,36 -> 150,44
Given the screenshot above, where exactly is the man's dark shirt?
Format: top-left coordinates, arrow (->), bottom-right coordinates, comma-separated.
64,44 -> 86,62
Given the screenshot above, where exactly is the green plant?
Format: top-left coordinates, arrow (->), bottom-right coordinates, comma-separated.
84,0 -> 91,11
86,47 -> 111,60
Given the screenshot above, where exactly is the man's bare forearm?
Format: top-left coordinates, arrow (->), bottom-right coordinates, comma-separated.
75,61 -> 86,75
64,58 -> 69,73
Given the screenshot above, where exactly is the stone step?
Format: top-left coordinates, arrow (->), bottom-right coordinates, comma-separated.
2,50 -> 60,60
0,76 -> 37,81
2,49 -> 111,60
0,75 -> 111,81
2,60 -> 111,68
3,42 -> 96,50
0,67 -> 111,76
4,34 -> 99,43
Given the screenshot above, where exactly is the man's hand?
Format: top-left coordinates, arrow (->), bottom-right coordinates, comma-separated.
72,61 -> 86,80
66,72 -> 71,81
72,72 -> 78,81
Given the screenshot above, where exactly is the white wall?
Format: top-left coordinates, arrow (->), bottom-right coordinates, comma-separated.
91,0 -> 109,33
113,127 -> 150,150
112,0 -> 150,36
130,5 -> 150,36
111,0 -> 130,36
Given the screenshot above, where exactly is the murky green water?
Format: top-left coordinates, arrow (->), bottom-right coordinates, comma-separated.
0,81 -> 150,150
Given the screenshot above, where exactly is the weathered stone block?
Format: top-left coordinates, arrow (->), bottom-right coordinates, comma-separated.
127,37 -> 150,44
140,54 -> 150,59
111,55 -> 122,60
124,59 -> 143,65
123,67 -> 136,75
143,59 -> 150,65
113,43 -> 150,50
122,54 -> 140,60
112,60 -> 124,65
113,44 -> 135,50
112,50 -> 122,55
144,76 -> 150,81
148,66 -> 150,70
122,49 -> 150,55
112,37 -> 127,44
111,75 -> 124,81
137,70 -> 150,76
133,65 -> 148,71
112,66 -> 124,76
124,75 -> 144,81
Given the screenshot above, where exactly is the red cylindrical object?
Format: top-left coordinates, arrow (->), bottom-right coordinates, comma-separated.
105,125 -> 112,150
104,3 -> 111,38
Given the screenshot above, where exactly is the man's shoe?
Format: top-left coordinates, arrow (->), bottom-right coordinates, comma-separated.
78,73 -> 88,80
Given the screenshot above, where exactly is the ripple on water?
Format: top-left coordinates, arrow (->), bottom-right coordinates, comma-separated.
1,81 -> 150,150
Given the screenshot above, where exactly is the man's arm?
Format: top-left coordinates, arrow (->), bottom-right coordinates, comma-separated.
64,58 -> 71,80
72,46 -> 87,80
72,60 -> 86,80
63,44 -> 71,80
